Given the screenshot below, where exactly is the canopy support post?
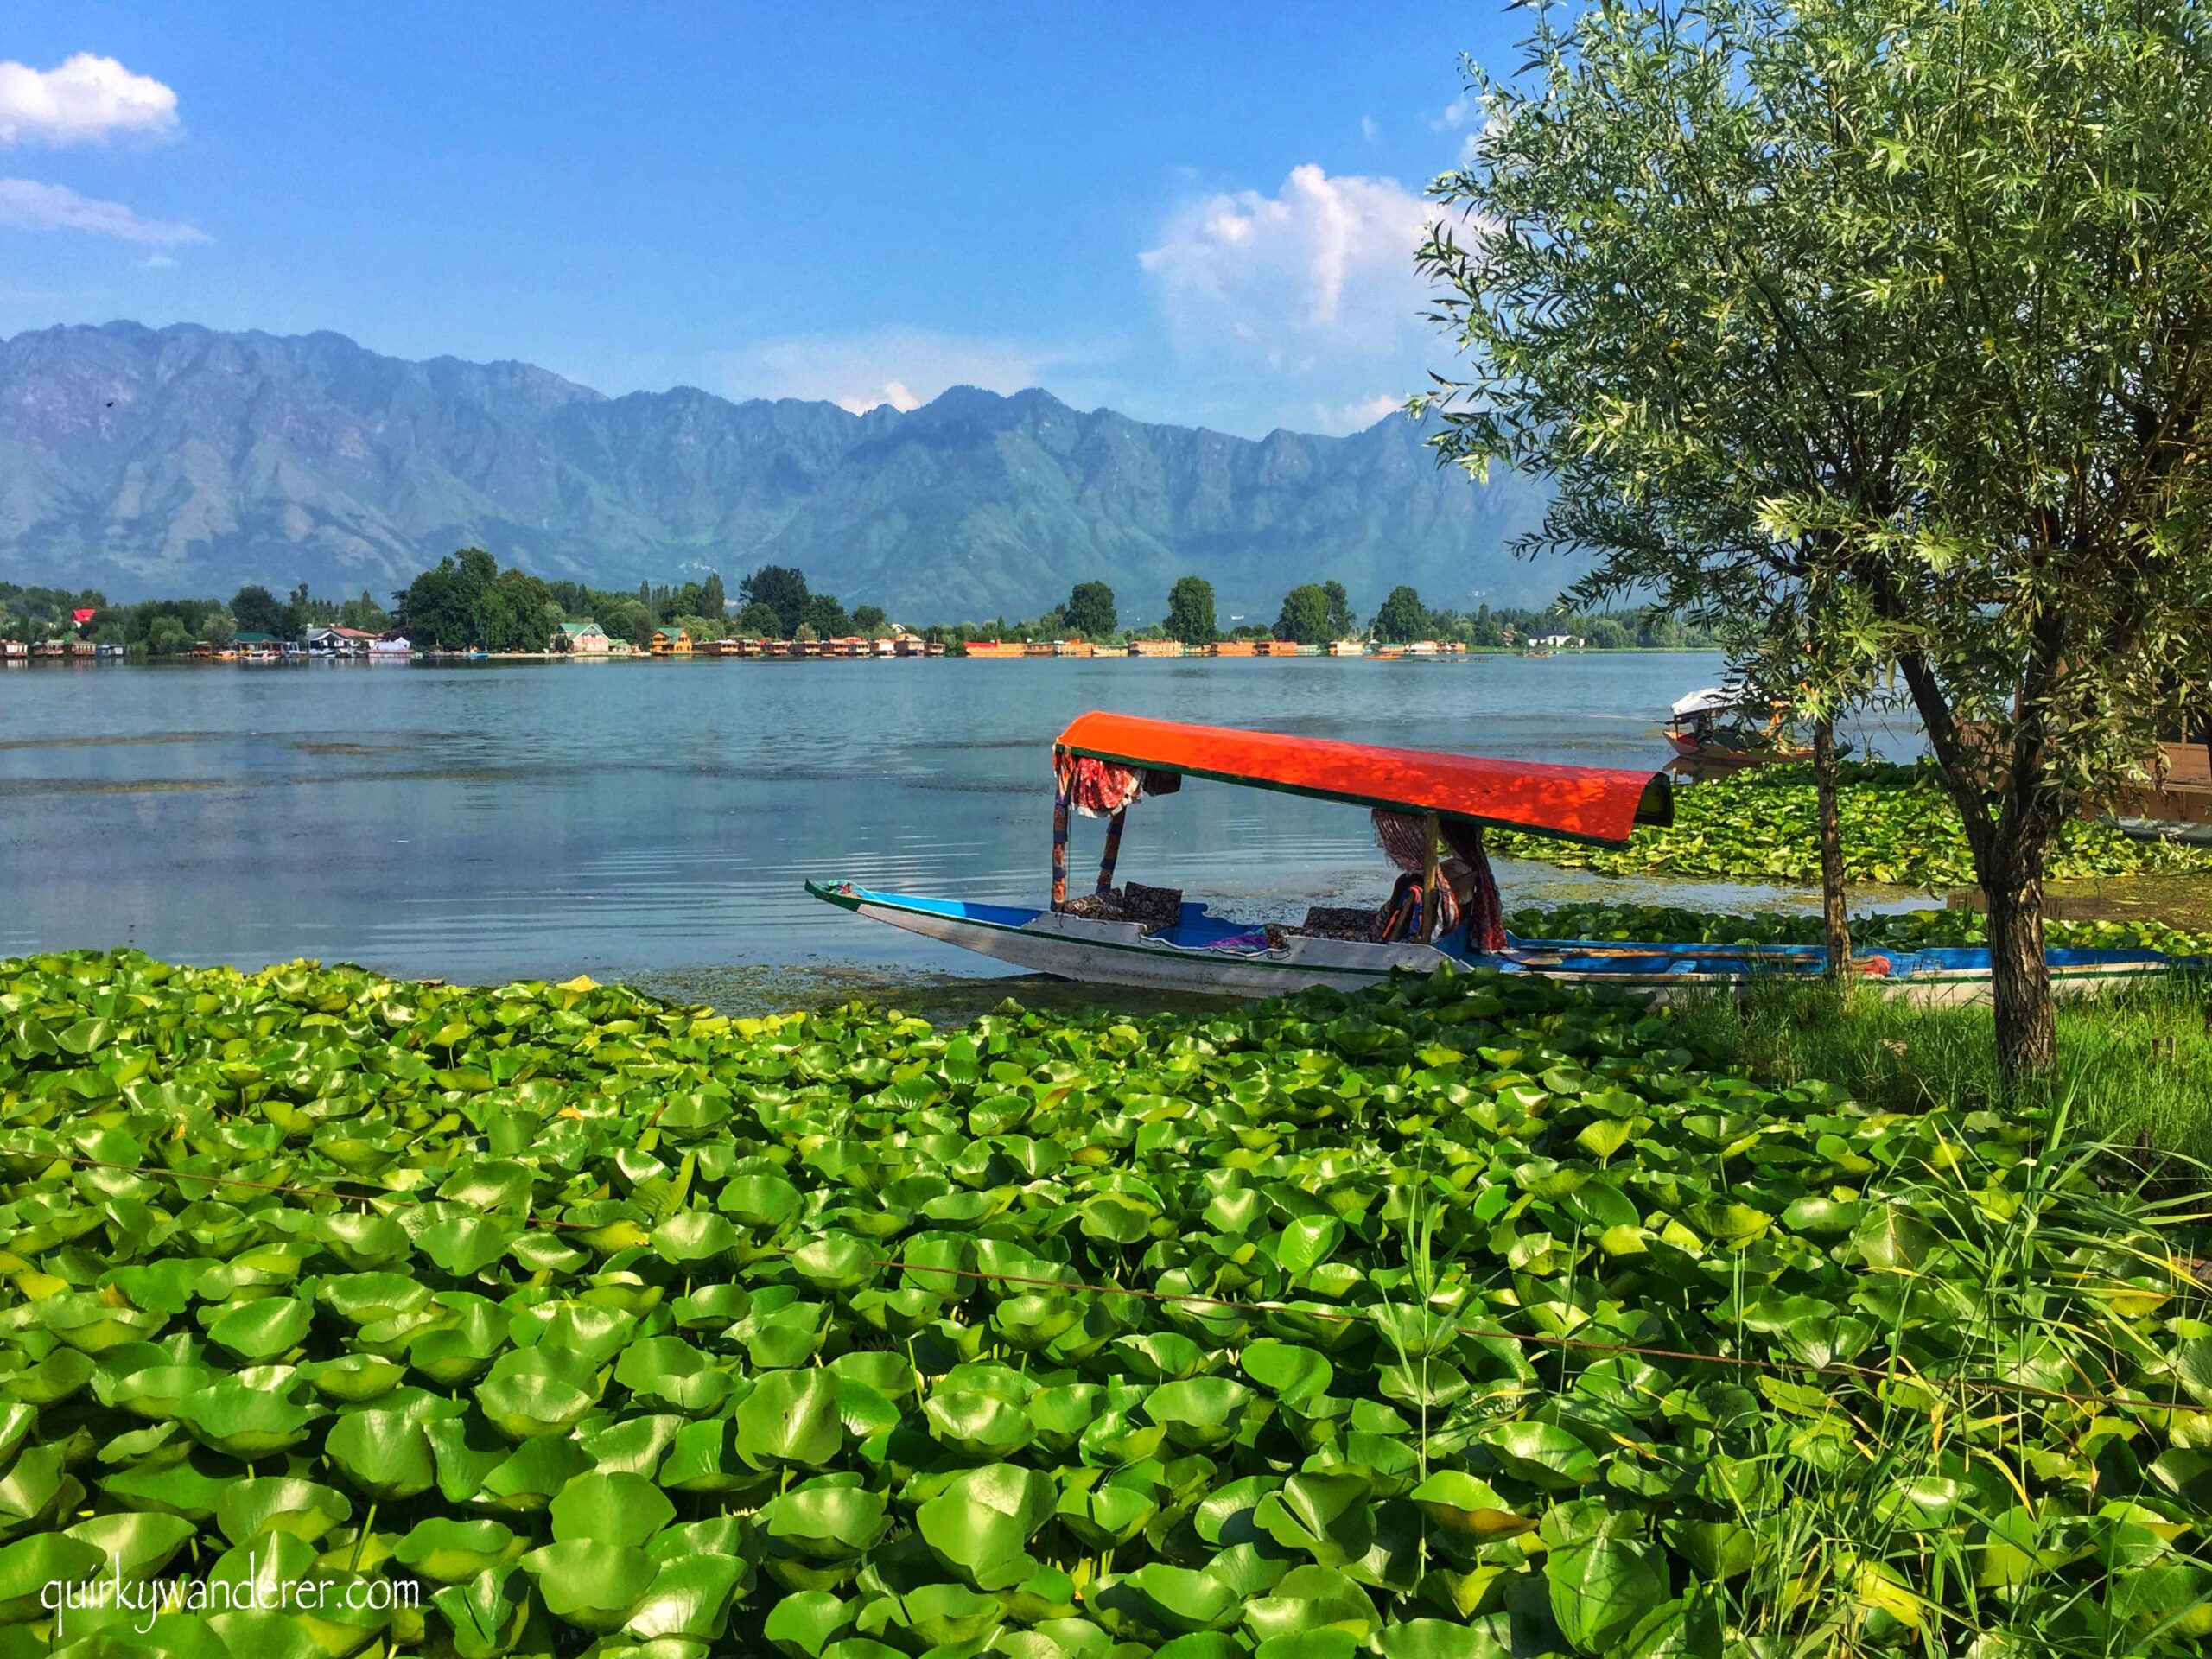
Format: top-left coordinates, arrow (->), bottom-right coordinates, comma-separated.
1421,811 -> 1440,943
1096,808 -> 1127,894
1051,777 -> 1071,912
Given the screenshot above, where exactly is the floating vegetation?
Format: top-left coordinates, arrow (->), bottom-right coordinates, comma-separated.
0,951 -> 2206,1656
1490,764 -> 2212,887
1506,901 -> 2212,961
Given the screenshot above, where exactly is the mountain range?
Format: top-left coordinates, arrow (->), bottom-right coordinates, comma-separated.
0,321 -> 1567,622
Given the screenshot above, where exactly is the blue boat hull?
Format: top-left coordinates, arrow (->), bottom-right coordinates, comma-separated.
806,882 -> 2184,1003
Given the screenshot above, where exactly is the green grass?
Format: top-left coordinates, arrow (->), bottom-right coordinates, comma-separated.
1670,973 -> 2212,1162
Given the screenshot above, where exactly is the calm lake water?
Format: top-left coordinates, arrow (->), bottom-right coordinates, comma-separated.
0,654 -> 1918,1002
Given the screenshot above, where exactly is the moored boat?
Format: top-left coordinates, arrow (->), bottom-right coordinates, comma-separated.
1666,686 -> 1815,774
810,713 -> 2188,1002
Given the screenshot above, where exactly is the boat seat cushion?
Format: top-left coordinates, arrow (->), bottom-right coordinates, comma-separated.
1298,904 -> 1384,942
1061,883 -> 1185,933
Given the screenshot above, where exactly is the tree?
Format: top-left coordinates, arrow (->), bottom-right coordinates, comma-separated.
852,604 -> 887,637
601,596 -> 658,647
396,557 -> 479,650
1321,581 -> 1353,641
1421,0 -> 2212,1077
1371,586 -> 1429,644
739,566 -> 810,637
339,590 -> 391,632
146,616 -> 191,657
1164,576 -> 1217,646
702,572 -> 727,618
1274,584 -> 1332,645
1422,0 -> 1904,989
735,601 -> 782,638
1065,582 -> 1117,639
231,585 -> 285,638
801,594 -> 853,639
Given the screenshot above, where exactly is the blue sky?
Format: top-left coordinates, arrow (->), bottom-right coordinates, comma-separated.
0,5 -> 1518,437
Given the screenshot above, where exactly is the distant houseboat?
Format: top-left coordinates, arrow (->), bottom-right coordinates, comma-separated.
650,628 -> 693,657
1129,639 -> 1185,658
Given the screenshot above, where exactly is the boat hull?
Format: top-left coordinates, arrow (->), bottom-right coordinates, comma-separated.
806,882 -> 2185,1006
808,882 -> 1452,995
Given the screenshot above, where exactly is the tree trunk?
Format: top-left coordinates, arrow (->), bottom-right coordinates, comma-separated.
1983,843 -> 2056,1080
1890,645 -> 2063,1084
1813,717 -> 1851,984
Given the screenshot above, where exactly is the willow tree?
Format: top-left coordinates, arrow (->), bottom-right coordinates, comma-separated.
1421,0 -> 2212,1077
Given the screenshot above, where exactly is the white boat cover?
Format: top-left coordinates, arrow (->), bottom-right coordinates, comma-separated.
1670,686 -> 1746,718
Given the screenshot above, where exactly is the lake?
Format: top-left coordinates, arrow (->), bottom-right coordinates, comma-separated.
0,654 -> 1915,1004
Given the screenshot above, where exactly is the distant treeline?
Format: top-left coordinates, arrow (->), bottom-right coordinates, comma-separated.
5,556 -> 1716,657
0,581 -> 389,655
914,576 -> 1719,651
397,556 -> 889,652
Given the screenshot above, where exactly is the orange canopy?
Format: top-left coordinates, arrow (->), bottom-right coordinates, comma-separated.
1055,711 -> 1671,846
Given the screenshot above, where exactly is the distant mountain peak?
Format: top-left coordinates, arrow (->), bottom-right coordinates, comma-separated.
0,321 -> 1565,615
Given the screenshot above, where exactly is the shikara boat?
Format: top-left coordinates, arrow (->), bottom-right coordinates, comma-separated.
809,713 -> 2185,1003
1666,686 -> 1814,775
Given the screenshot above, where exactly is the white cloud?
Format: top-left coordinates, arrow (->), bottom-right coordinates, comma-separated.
710,327 -> 1113,414
139,251 -> 178,269
1361,115 -> 1381,144
1432,91 -> 1476,131
0,54 -> 179,147
1334,392 -> 1406,429
0,177 -> 206,245
1139,164 -> 1446,434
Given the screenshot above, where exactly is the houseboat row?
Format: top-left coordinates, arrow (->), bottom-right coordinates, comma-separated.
0,639 -> 126,661
964,639 -> 1469,659
3,626 -> 1474,665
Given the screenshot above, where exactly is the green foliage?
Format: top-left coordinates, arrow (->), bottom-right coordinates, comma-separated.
229,585 -> 286,639
1274,585 -> 1332,646
396,549 -> 563,652
0,951 -> 2204,1654
338,589 -> 391,633
0,583 -> 109,642
1322,581 -> 1354,642
801,593 -> 854,640
1489,766 -> 2212,887
739,566 -> 810,638
734,601 -> 783,639
1065,582 -> 1118,640
1166,575 -> 1217,646
1372,587 -> 1430,644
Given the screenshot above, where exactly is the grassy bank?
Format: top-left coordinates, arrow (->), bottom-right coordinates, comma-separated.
1510,900 -> 2212,1160
1677,976 -> 2212,1162
0,950 -> 2207,1656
